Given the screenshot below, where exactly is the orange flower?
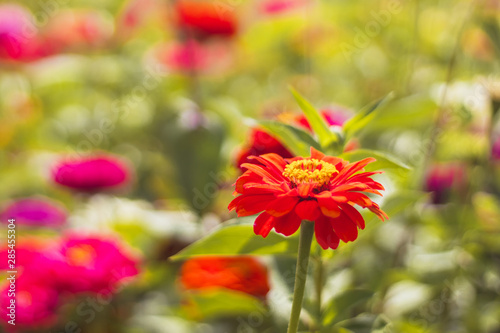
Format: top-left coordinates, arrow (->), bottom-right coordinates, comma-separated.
229,147 -> 388,250
179,257 -> 270,298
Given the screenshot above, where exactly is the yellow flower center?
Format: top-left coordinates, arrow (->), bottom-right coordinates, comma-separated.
66,244 -> 96,266
283,159 -> 338,186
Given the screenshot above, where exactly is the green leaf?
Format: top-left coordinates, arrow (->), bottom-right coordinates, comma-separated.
340,149 -> 410,172
335,314 -> 392,333
258,120 -> 320,156
289,87 -> 339,149
343,93 -> 394,140
171,218 -> 299,260
183,289 -> 267,319
323,289 -> 374,327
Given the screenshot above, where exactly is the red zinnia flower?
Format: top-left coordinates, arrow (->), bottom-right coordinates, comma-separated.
175,0 -> 238,39
52,154 -> 132,192
179,256 -> 270,299
229,147 -> 388,250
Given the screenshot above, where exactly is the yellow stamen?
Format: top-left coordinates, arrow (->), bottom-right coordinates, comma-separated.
283,159 -> 338,186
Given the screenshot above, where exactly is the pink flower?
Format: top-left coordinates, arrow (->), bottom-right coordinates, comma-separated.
492,136 -> 500,161
152,39 -> 233,73
0,274 -> 60,329
259,0 -> 308,15
0,197 -> 67,227
52,154 -> 132,192
41,10 -> 113,54
425,163 -> 466,204
54,234 -> 140,294
0,4 -> 48,62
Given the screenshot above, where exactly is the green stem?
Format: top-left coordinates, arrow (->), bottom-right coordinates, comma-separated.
287,220 -> 315,333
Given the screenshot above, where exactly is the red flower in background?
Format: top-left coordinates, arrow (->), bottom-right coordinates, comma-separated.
180,256 -> 270,299
0,197 -> 67,227
54,234 -> 140,294
175,1 -> 238,39
52,154 -> 132,192
0,4 -> 49,62
229,148 -> 387,250
236,108 -> 355,171
152,39 -> 233,73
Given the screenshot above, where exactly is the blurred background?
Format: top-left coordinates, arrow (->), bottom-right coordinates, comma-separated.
1,0 -> 500,332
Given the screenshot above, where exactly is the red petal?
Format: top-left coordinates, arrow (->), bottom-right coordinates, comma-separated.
315,216 -> 339,250
328,211 -> 359,242
231,194 -> 275,216
296,183 -> 315,197
315,192 -> 341,218
273,211 -> 302,236
310,147 -> 325,160
240,163 -> 282,184
266,191 -> 299,217
254,212 -> 276,237
340,203 -> 365,229
294,200 -> 320,221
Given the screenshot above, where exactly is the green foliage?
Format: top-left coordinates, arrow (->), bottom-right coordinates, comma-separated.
171,218 -> 299,260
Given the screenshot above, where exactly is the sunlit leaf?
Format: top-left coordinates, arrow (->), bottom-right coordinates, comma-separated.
343,93 -> 394,140
323,289 -> 374,327
171,218 -> 299,260
183,289 -> 267,319
340,149 -> 410,172
289,87 -> 339,149
259,120 -> 320,156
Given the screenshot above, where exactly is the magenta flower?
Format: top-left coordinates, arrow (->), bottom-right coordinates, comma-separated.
0,274 -> 60,329
52,154 -> 132,192
152,39 -> 233,74
0,197 -> 67,227
0,4 -> 48,62
492,136 -> 500,161
425,163 -> 466,204
54,234 -> 140,294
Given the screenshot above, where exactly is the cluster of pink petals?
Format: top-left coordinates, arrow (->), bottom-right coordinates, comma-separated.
52,154 -> 132,193
152,39 -> 233,74
0,196 -> 67,227
0,235 -> 140,328
425,163 -> 466,204
0,4 -> 112,63
0,4 -> 49,62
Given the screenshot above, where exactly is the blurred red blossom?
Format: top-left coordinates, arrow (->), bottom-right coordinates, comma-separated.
0,4 -> 49,62
41,9 -> 113,54
236,107 -> 356,171
175,0 -> 238,39
0,197 -> 67,228
259,0 -> 308,15
52,154 -> 132,192
151,39 -> 233,73
179,256 -> 270,299
229,148 -> 387,250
